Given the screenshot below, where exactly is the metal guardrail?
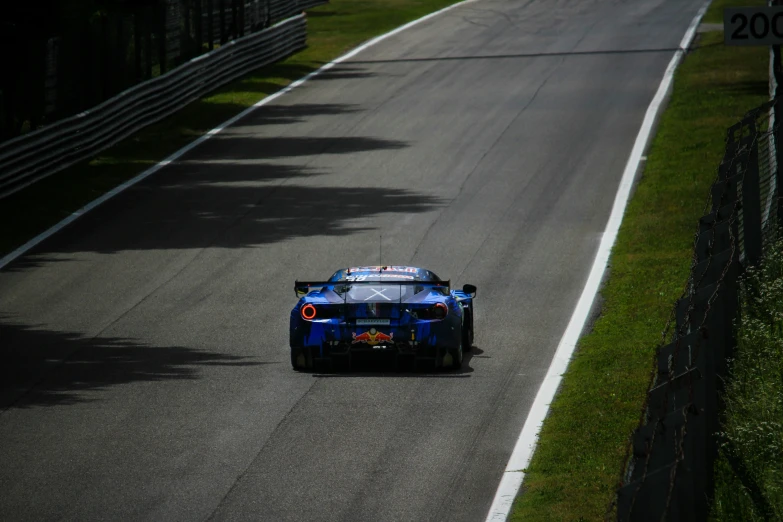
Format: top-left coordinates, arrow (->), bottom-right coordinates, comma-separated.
0,14 -> 307,200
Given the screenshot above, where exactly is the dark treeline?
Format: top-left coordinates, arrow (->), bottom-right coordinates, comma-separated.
1,0 -> 276,143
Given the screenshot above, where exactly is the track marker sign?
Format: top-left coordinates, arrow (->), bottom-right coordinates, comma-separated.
724,6 -> 783,46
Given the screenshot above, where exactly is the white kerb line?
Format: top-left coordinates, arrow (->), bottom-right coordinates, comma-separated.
483,3 -> 711,521
0,0 -> 480,272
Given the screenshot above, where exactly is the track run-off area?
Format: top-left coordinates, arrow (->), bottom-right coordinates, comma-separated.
0,0 -> 706,520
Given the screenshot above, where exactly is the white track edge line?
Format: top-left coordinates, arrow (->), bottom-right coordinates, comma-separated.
483,3 -> 711,521
0,0 -> 478,271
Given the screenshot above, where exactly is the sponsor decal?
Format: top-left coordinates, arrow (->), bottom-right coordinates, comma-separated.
346,274 -> 415,281
352,328 -> 394,346
347,266 -> 419,274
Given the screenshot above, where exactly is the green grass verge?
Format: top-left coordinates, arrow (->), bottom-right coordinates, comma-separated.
509,4 -> 769,522
0,0 -> 460,258
710,237 -> 783,521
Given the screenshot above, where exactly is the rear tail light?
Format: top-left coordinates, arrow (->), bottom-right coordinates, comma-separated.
433,303 -> 448,319
406,303 -> 450,320
301,304 -> 317,320
300,304 -> 343,320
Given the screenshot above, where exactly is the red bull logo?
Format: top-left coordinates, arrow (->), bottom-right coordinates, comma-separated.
352,328 -> 394,346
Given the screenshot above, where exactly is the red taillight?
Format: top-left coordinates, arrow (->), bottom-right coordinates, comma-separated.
433,302 -> 448,319
301,304 -> 317,320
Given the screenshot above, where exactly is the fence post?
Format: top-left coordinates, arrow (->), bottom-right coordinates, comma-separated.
182,0 -> 191,60
768,0 -> 783,228
195,0 -> 203,53
134,10 -> 142,81
157,1 -> 167,74
144,8 -> 153,79
743,118 -> 763,266
208,0 -> 214,50
220,0 -> 226,44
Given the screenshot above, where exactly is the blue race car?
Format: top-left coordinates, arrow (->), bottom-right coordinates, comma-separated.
290,266 -> 476,371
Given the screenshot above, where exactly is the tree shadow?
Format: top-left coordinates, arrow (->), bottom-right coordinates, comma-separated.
1,93 -> 436,270
43,183 -> 443,254
159,161 -> 323,185
4,124 -> 438,260
0,102 -> 368,265
306,66 -> 379,82
233,103 -> 364,126
0,320 -> 269,410
193,135 -> 407,159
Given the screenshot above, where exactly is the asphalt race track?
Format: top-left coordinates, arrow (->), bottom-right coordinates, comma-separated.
0,0 -> 705,520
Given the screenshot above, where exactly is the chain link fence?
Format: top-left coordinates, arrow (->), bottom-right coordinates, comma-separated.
614,99 -> 782,521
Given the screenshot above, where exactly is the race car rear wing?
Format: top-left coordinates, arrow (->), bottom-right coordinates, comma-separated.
294,279 -> 451,298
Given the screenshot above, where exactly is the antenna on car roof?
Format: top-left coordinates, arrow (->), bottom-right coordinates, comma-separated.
379,235 -> 382,269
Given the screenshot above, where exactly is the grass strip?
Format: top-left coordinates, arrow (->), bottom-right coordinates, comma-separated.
509,4 -> 769,521
0,0 -> 460,258
710,236 -> 783,521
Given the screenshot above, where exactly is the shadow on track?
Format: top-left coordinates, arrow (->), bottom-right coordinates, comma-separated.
5,103 -> 441,265
311,346 -> 484,378
192,135 -> 408,160
17,183 -> 443,258
239,103 -> 364,125
306,66 -> 383,82
344,47 -> 687,65
0,320 -> 269,410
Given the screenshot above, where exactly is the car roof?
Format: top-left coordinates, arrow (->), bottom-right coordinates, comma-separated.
328,266 -> 441,282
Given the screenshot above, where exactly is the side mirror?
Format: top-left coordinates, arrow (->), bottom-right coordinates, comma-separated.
462,284 -> 477,297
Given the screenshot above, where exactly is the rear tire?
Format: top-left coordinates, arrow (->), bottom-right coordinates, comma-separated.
462,321 -> 472,353
447,340 -> 463,370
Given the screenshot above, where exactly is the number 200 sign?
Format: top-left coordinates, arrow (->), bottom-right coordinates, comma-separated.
725,6 -> 783,46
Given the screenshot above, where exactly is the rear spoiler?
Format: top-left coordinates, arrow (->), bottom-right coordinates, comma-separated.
295,279 -> 450,297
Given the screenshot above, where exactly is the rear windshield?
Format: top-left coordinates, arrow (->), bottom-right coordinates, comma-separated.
333,283 -> 447,302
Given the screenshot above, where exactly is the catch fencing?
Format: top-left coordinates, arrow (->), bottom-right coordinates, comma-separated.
0,13 -> 306,200
614,98 -> 782,520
